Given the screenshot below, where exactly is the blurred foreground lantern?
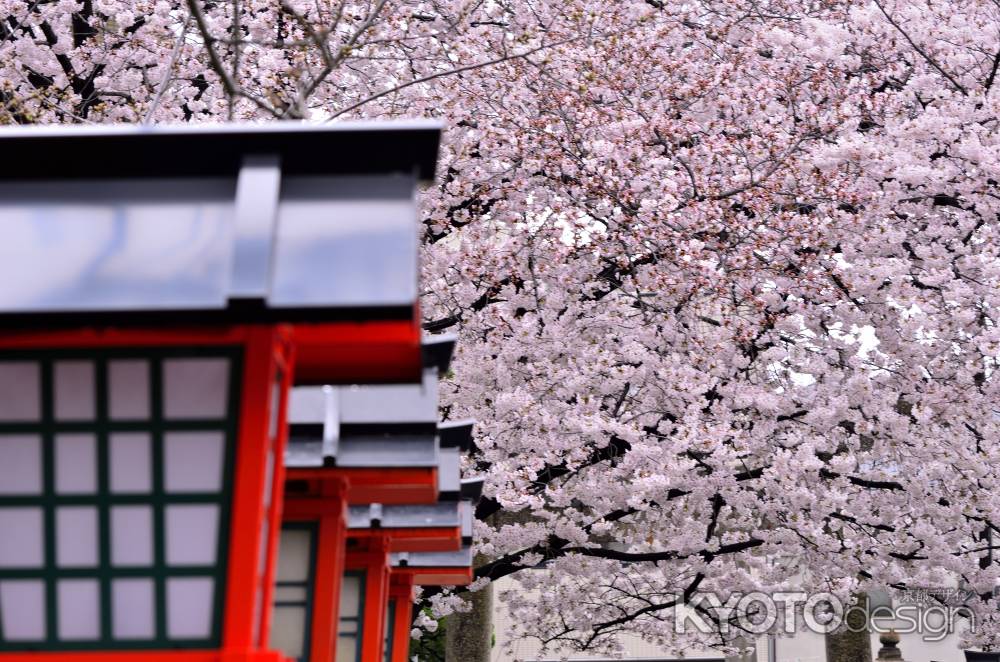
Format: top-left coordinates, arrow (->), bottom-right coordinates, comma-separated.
0,122 -> 476,662
277,348 -> 480,662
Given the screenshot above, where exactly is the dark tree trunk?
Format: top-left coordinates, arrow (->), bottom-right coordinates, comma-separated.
444,564 -> 493,662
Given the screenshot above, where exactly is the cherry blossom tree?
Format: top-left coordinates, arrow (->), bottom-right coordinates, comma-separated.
1,0 -> 999,656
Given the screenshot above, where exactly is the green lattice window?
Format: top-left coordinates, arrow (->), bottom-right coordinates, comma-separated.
383,599 -> 396,662
270,523 -> 317,662
0,348 -> 241,650
337,571 -> 366,662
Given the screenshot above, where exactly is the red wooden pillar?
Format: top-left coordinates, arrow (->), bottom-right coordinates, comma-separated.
223,326 -> 289,655
389,577 -> 415,662
255,331 -> 294,651
309,481 -> 348,662
355,539 -> 390,662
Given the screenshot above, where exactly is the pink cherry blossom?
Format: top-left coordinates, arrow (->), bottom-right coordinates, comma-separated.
2,0 -> 999,654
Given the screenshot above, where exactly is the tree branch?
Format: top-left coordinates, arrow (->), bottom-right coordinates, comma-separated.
326,35 -> 582,121
185,0 -> 282,116
872,0 -> 968,95
144,14 -> 192,123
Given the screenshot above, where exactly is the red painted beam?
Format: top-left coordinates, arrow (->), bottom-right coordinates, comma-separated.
285,468 -> 438,506
391,567 -> 474,587
292,320 -> 422,385
348,528 -> 461,553
0,652 -> 290,662
0,326 -> 259,349
344,468 -> 438,505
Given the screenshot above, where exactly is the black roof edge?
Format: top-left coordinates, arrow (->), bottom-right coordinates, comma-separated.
460,478 -> 485,504
438,490 -> 460,502
422,333 -> 457,376
288,423 -> 326,441
340,422 -> 439,438
0,301 -> 413,331
437,419 -> 474,452
0,121 -> 442,183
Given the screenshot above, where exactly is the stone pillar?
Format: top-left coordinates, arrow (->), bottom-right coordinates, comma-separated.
825,593 -> 872,662
876,629 -> 905,661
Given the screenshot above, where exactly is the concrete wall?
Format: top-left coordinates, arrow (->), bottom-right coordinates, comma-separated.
489,575 -> 971,662
489,575 -> 724,661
